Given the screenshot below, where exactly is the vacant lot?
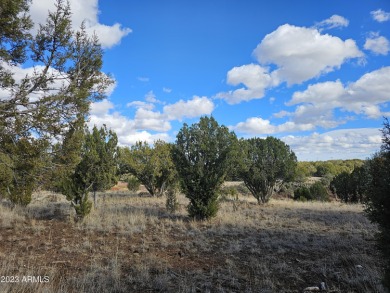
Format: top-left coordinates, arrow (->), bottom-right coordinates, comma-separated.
0,187 -> 386,293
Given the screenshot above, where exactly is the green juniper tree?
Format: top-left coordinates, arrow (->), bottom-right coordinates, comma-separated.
63,125 -> 118,218
365,117 -> 390,289
120,140 -> 176,197
0,0 -> 112,205
238,137 -> 297,204
172,116 -> 237,220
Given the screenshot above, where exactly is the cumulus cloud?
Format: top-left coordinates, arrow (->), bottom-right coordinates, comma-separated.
364,32 -> 390,55
126,101 -> 155,110
230,117 -> 314,135
164,96 -> 214,120
218,23 -> 363,104
232,66 -> 390,136
89,95 -> 215,146
30,0 -> 131,48
253,24 -> 363,85
284,67 -> 390,126
89,99 -> 171,146
315,15 -> 349,31
282,128 -> 382,161
371,9 -> 390,23
134,108 -> 171,132
216,64 -> 274,104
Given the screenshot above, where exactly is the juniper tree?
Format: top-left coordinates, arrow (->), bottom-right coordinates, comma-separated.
0,0 -> 112,205
365,117 -> 390,289
238,137 -> 297,204
172,116 -> 237,220
63,125 -> 118,218
120,140 -> 176,197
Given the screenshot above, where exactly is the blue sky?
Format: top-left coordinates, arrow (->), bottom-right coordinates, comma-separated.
31,0 -> 390,161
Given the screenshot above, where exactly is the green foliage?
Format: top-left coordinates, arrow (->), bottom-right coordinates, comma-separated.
331,164 -> 370,203
0,0 -> 32,68
165,185 -> 179,214
293,182 -> 329,202
126,175 -> 141,192
0,152 -> 13,198
120,140 -> 176,196
63,125 -> 118,218
0,0 -> 112,205
297,160 -> 364,178
172,116 -> 237,220
294,186 -> 311,201
365,117 -> 390,288
238,137 -> 297,204
309,181 -> 329,201
0,137 -> 47,206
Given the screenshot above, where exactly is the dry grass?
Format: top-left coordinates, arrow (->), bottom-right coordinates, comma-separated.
0,189 -> 386,292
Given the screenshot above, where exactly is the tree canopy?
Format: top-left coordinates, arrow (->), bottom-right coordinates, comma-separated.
172,116 -> 237,219
0,0 -> 112,204
120,140 -> 177,197
63,125 -> 118,218
238,137 -> 297,204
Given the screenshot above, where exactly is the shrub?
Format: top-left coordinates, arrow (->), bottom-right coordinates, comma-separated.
172,116 -> 237,220
293,186 -> 312,201
127,176 -> 141,192
293,182 -> 329,202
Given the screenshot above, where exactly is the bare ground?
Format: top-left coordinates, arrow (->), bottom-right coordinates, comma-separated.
0,185 -> 386,293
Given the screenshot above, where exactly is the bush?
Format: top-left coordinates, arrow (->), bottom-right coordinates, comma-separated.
172,116 -> 237,220
293,182 -> 329,202
165,187 -> 179,213
309,182 -> 329,201
293,186 -> 312,201
365,117 -> 390,289
127,176 -> 141,192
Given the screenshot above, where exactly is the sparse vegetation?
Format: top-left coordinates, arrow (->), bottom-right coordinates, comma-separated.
0,0 -> 388,290
0,189 -> 385,292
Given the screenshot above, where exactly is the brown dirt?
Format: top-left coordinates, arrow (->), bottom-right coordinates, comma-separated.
0,190 -> 386,293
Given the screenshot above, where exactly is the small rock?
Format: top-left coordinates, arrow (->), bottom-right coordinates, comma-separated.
303,286 -> 320,292
320,282 -> 326,290
355,265 -> 363,269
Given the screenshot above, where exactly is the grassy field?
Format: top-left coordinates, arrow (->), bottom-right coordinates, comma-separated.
0,185 -> 386,292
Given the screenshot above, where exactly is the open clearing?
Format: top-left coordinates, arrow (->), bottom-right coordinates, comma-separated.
0,185 -> 386,293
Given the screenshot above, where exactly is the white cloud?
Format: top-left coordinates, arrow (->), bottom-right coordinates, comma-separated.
230,117 -> 314,135
30,0 -> 131,48
216,64 -> 274,104
89,95 -> 215,146
364,32 -> 390,55
137,77 -> 150,82
134,108 -> 171,132
283,67 -> 390,126
90,99 -> 115,116
371,9 -> 390,23
164,96 -> 214,120
253,24 -> 363,85
281,128 -> 382,161
126,101 -> 155,110
344,66 -> 390,118
144,91 -> 160,103
120,131 -> 171,146
232,66 -> 390,136
315,15 -> 349,31
163,87 -> 172,93
89,99 -> 171,146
